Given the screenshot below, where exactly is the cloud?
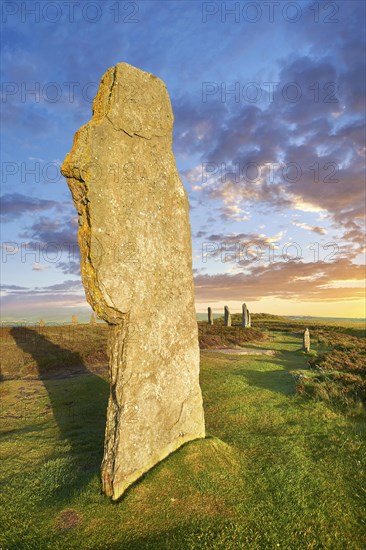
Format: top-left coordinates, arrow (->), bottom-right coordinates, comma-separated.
194,258 -> 366,303
18,215 -> 80,271
181,44 -> 365,254
32,262 -> 50,271
19,215 -> 77,244
0,193 -> 61,222
292,220 -> 327,235
0,279 -> 87,314
43,280 -> 83,292
1,279 -> 83,296
56,261 -> 81,276
1,284 -> 28,290
2,214 -> 80,275
199,231 -> 286,264
172,8 -> 365,259
219,204 -> 250,222
204,231 -> 285,246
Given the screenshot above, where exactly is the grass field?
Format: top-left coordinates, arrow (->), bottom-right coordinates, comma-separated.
0,318 -> 365,549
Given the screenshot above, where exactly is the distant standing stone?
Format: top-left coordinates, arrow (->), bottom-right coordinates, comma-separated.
224,306 -> 231,327
39,319 -> 45,328
303,328 -> 310,352
242,303 -> 248,327
71,314 -> 78,325
208,307 -> 213,325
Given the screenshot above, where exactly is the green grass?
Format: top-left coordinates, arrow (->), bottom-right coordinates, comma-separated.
1,326 -> 366,548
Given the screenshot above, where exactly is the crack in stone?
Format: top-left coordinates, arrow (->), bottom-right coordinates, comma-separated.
107,65 -> 117,112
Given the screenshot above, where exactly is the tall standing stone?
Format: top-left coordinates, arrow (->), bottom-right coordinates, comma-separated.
208,307 -> 213,325
39,319 -> 45,328
224,306 -> 231,327
61,63 -> 205,501
242,303 -> 247,327
303,328 -> 310,352
71,314 -> 78,325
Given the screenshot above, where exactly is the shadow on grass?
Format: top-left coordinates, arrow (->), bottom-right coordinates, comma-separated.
10,327 -> 109,500
8,328 -> 213,506
232,352 -> 309,396
114,435 -> 217,504
233,368 -> 294,395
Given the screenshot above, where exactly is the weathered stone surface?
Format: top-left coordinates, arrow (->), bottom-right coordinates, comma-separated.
303,328 -> 310,352
71,314 -> 78,325
61,63 -> 205,501
242,303 -> 248,327
224,306 -> 231,327
208,307 -> 213,325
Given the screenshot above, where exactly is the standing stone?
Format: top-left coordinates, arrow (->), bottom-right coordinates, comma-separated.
224,306 -> 231,327
242,303 -> 248,327
303,328 -> 310,352
247,309 -> 251,327
61,63 -> 205,501
208,307 -> 213,325
39,319 -> 45,328
71,314 -> 78,325
90,312 -> 97,325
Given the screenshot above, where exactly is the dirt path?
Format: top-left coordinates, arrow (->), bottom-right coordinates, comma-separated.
202,348 -> 276,356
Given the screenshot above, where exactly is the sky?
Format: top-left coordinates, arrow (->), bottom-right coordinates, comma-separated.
1,0 -> 365,322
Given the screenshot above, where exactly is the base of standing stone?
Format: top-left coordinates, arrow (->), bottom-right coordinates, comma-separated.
100,306 -> 205,502
103,431 -> 204,500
